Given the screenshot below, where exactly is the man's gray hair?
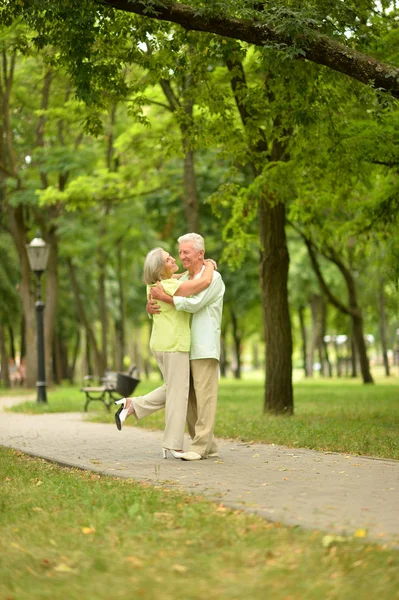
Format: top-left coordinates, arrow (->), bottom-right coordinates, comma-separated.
177,233 -> 205,253
143,247 -> 165,285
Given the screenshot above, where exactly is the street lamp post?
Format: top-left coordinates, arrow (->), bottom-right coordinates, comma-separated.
26,232 -> 50,404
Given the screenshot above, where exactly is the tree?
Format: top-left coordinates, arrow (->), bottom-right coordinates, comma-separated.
4,0 -> 398,402
5,1 -> 399,97
0,234 -> 20,387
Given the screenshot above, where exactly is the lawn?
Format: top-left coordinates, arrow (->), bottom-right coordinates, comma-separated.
1,447 -> 398,600
6,375 -> 399,460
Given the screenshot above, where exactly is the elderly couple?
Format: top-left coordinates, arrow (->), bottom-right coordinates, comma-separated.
114,233 -> 225,461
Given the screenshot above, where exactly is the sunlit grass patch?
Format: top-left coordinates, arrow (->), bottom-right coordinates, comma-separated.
1,448 -> 398,600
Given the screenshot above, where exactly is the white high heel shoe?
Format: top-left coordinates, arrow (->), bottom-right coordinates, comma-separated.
114,398 -> 134,431
162,448 -> 185,459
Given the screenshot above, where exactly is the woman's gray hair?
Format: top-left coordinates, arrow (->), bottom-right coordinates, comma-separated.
177,232 -> 205,253
143,247 -> 165,285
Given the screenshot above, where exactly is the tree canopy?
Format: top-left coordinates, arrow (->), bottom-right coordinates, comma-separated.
3,0 -> 399,99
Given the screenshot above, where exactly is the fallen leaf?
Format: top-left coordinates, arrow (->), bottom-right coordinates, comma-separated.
354,528 -> 367,538
352,560 -> 363,567
173,564 -> 188,573
36,480 -> 44,486
81,527 -> 96,535
41,559 -> 53,569
32,507 -> 43,512
126,556 -> 144,567
54,563 -> 74,573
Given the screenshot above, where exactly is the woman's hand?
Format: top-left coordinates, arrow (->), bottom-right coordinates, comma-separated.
204,258 -> 217,270
150,281 -> 169,303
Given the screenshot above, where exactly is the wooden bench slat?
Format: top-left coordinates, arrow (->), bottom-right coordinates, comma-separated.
81,371 -> 140,412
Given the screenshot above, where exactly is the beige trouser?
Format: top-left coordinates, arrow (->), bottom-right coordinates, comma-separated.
131,351 -> 189,450
186,358 -> 219,457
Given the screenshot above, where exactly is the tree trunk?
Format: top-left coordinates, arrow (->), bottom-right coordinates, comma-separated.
353,314 -> 373,383
304,238 -> 373,384
334,339 -> 342,377
97,244 -> 108,371
69,329 -> 81,383
1,52 -> 36,388
67,258 -> 105,378
8,325 -> 15,361
43,232 -> 58,387
85,332 -> 93,379
230,308 -> 241,379
309,293 -> 323,377
182,142 -> 200,232
53,334 -> 63,385
8,206 -> 37,387
115,243 -> 126,371
350,330 -> 357,378
20,317 -> 26,370
298,305 -> 309,377
259,195 -> 293,414
159,78 -> 200,232
219,322 -> 228,377
226,54 -> 294,414
0,323 -> 11,388
320,300 -> 332,377
378,283 -> 390,377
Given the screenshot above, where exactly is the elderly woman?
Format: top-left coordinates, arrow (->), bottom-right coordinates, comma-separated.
115,247 -> 215,459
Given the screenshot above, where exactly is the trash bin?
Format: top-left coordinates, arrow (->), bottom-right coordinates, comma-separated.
116,372 -> 140,397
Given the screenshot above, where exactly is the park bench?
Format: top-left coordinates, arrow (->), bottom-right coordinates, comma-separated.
81,367 -> 140,412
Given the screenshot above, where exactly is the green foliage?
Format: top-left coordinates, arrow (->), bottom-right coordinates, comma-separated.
2,0 -> 399,389
0,235 -> 20,324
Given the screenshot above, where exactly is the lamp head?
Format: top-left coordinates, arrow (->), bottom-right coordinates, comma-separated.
26,232 -> 50,273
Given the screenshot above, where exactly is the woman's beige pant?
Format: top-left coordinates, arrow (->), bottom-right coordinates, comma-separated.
131,351 -> 190,450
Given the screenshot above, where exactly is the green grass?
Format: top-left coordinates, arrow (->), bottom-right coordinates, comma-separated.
1,447 -> 398,600
5,375 -> 399,459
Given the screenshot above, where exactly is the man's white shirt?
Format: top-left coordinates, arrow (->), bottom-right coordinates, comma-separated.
173,267 -> 225,361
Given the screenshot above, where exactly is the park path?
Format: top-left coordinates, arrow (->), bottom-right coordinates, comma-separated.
0,395 -> 398,546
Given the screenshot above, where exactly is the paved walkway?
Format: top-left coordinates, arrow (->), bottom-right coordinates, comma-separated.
1,395 -> 398,546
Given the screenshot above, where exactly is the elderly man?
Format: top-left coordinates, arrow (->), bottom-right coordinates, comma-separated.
149,233 -> 225,461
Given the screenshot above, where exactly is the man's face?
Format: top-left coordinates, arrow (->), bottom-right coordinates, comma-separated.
179,241 -> 203,272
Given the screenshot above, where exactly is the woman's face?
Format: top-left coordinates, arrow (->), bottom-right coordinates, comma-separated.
161,251 -> 178,278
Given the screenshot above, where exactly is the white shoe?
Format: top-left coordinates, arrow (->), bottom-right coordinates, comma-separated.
207,452 -> 219,458
162,448 -> 185,459
114,398 -> 134,430
180,451 -> 203,461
